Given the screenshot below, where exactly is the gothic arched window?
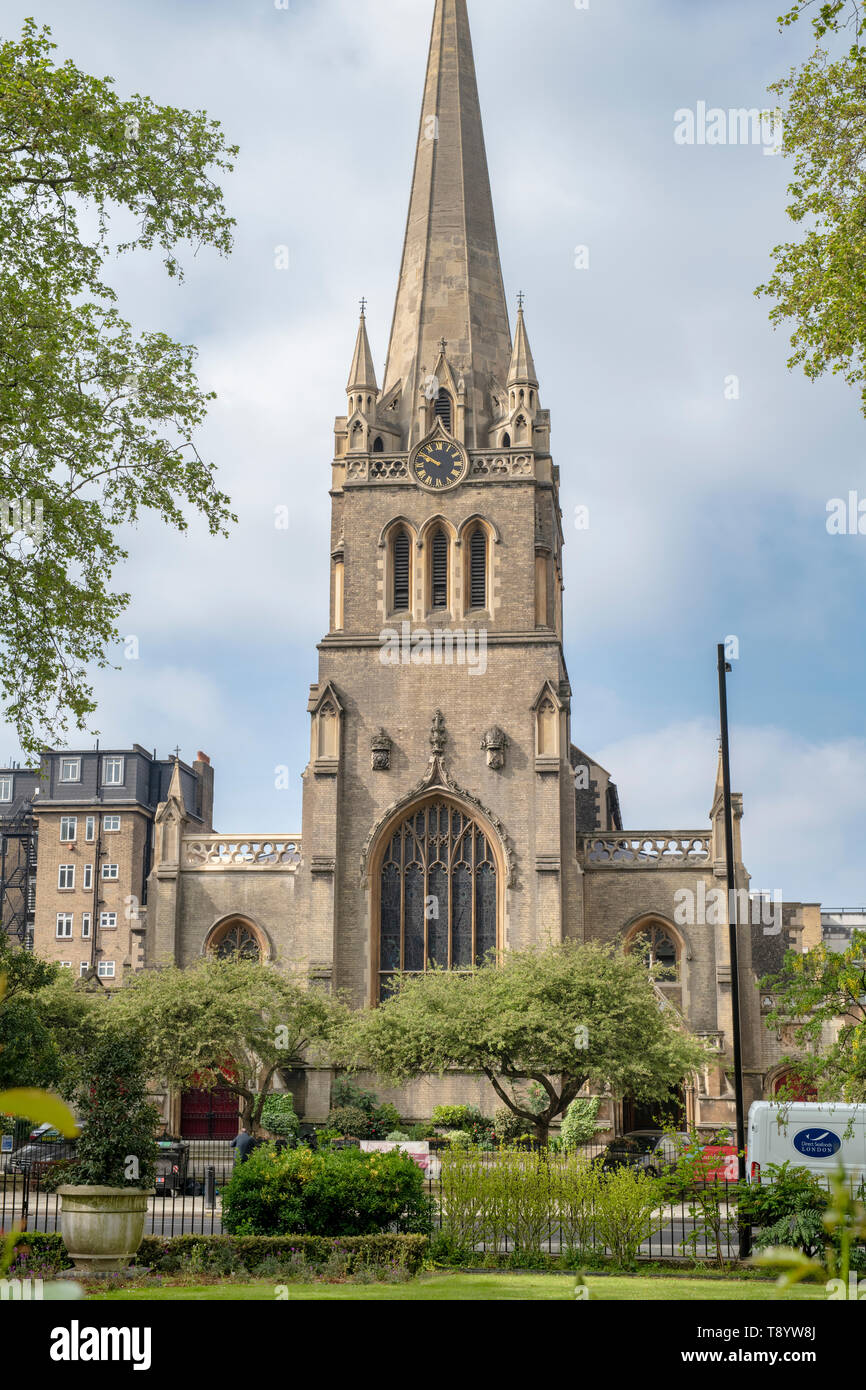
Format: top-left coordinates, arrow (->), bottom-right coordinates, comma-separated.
208,919 -> 262,962
628,922 -> 679,981
378,799 -> 498,1000
392,529 -> 411,612
434,388 -> 453,431
373,436 -> 385,453
468,527 -> 487,609
502,432 -> 511,448
431,528 -> 449,610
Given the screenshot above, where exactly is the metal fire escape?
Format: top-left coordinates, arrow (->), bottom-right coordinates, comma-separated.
0,802 -> 37,949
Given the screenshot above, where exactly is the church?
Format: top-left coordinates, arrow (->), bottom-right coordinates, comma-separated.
140,0 -> 822,1134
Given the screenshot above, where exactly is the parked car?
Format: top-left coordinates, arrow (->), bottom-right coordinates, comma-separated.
601,1130 -> 692,1176
8,1122 -> 81,1173
601,1130 -> 739,1182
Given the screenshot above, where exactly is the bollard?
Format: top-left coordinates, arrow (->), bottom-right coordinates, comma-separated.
205,1165 -> 216,1210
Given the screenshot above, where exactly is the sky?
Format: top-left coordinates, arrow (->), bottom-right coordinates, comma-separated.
2,0 -> 865,907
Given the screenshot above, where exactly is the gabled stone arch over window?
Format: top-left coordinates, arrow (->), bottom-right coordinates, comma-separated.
370,793 -> 505,1003
434,387 -> 453,431
457,516 -> 498,616
379,518 -> 418,617
625,919 -> 681,980
419,516 -> 457,616
309,681 -> 344,775
532,679 -> 564,770
203,914 -> 270,963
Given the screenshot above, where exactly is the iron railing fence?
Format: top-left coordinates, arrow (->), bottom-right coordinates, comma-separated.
2,1143 -> 861,1261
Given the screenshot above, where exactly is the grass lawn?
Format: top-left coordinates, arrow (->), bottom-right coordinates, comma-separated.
87,1274 -> 827,1302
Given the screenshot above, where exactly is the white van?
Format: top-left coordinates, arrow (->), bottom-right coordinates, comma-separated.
747,1101 -> 866,1186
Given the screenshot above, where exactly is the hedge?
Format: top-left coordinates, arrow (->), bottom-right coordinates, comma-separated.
10,1231 -> 428,1276
8,1232 -> 70,1270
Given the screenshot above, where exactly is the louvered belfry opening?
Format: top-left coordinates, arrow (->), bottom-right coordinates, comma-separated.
434,388 -> 453,431
393,530 -> 411,611
469,528 -> 487,609
431,529 -> 449,609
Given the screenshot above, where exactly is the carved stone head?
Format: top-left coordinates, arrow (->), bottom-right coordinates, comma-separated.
371,728 -> 393,772
481,725 -> 508,771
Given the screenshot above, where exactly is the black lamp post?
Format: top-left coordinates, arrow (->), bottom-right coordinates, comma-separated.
717,643 -> 750,1257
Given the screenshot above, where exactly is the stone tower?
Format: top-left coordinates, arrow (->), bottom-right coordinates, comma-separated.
303,0 -> 594,1010
140,0 -> 802,1136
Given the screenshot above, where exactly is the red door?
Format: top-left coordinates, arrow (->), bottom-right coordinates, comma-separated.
773,1070 -> 818,1102
180,1085 -> 239,1138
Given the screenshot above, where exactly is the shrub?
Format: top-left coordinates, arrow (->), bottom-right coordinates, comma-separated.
327,1105 -> 380,1139
35,1159 -> 81,1193
8,1233 -> 70,1275
331,1078 -> 377,1113
560,1097 -> 602,1150
593,1166 -> 664,1269
220,1142 -> 433,1237
444,1130 -> 472,1149
328,1081 -> 401,1139
70,1032 -> 159,1188
386,1131 -> 412,1142
493,1107 -> 533,1144
556,1156 -> 603,1258
136,1232 -> 428,1275
259,1093 -> 301,1145
432,1104 -> 475,1129
432,1104 -> 494,1145
738,1162 -> 830,1259
409,1122 -> 434,1141
374,1102 -> 402,1134
438,1149 -> 560,1260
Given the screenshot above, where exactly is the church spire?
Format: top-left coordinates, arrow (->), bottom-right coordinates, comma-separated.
383,0 -> 512,448
507,303 -> 538,389
346,304 -> 378,396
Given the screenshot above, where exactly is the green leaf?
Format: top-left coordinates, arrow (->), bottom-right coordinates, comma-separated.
0,1088 -> 78,1135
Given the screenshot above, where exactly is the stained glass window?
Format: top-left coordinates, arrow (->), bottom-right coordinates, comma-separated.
213,922 -> 261,961
378,799 -> 498,1000
629,922 -> 679,981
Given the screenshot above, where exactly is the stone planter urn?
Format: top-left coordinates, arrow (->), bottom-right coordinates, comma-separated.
58,1186 -> 153,1273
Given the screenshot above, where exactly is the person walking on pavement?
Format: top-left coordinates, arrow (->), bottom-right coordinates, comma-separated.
231,1126 -> 255,1164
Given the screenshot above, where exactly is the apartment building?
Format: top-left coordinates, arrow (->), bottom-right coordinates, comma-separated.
4,746 -> 214,984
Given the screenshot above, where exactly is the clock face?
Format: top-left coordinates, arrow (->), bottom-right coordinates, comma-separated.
411,438 -> 467,491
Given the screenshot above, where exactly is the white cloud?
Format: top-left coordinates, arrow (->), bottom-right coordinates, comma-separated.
596,718 -> 866,907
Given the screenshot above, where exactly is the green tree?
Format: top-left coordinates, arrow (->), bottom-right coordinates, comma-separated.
351,943 -> 708,1144
0,938 -> 96,1091
71,1029 -> 160,1188
111,957 -> 346,1131
0,21 -> 237,757
761,929 -> 866,1100
759,4 -> 866,418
